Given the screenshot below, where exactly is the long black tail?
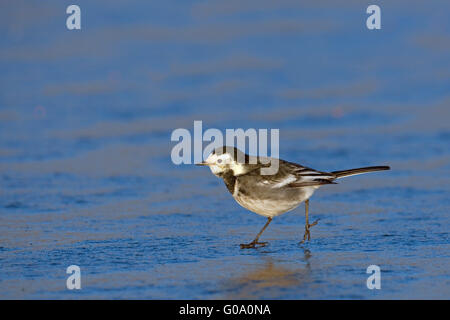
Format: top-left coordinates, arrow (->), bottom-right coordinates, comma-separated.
332,166 -> 390,179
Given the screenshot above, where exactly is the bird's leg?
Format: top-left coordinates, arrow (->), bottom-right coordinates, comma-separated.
300,199 -> 319,244
240,217 -> 272,249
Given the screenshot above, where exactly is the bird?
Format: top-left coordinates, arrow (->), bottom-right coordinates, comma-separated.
196,146 -> 390,249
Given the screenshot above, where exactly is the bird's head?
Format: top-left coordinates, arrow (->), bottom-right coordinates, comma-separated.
196,146 -> 252,177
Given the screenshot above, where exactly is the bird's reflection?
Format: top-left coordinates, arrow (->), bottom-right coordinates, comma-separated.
221,248 -> 313,299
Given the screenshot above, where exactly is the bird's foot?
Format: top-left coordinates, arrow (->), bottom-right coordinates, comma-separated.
240,240 -> 268,249
299,219 -> 320,244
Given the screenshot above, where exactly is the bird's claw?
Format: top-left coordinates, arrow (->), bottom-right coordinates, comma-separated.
309,218 -> 319,227
240,240 -> 268,249
299,219 -> 320,244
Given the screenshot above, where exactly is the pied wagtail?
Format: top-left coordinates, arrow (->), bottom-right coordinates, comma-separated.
197,146 -> 390,249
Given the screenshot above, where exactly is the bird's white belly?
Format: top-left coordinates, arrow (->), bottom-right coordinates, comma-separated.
233,186 -> 316,218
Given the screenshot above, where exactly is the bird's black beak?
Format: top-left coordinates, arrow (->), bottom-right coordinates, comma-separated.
195,162 -> 210,166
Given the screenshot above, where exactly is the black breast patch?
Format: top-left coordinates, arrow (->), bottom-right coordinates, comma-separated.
221,171 -> 236,194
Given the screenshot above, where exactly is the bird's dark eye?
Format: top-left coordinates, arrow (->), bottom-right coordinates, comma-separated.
217,159 -> 223,164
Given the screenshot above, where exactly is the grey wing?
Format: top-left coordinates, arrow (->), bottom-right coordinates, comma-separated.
249,158 -> 337,189
280,161 -> 337,188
